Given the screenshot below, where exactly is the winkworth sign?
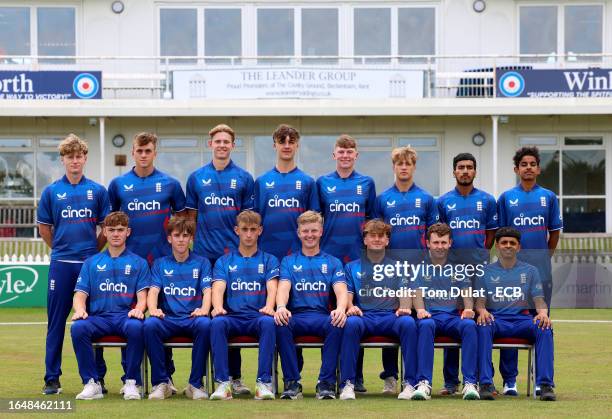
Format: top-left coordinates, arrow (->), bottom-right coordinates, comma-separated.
0,71 -> 102,100
0,264 -> 48,307
497,68 -> 612,98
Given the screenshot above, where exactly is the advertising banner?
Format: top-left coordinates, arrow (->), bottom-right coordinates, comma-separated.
0,264 -> 48,307
497,68 -> 612,98
0,71 -> 102,100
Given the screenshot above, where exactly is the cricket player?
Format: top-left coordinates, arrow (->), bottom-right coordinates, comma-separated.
186,123 -> 255,394
209,210 -> 279,400
275,211 -> 348,400
37,134 -> 110,395
254,124 -> 319,261
413,223 -> 480,401
497,146 -> 562,395
144,217 -> 212,400
338,219 -> 418,400
70,212 -> 148,400
475,227 -> 556,401
435,153 -> 497,395
372,146 -> 438,393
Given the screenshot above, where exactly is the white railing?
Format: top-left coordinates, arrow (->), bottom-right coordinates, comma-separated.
2,53 -> 612,99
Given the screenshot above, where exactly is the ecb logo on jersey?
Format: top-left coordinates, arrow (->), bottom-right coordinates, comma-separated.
164,269 -> 174,277
192,269 -> 199,279
520,273 -> 527,284
156,182 -> 162,193
124,265 -> 132,275
415,198 -> 421,208
356,185 -> 362,195
202,178 -> 212,186
56,192 -> 67,200
96,264 -> 107,272
296,180 -> 302,190
123,184 -> 134,192
265,181 -> 275,189
477,201 -> 483,211
87,190 -> 94,200
293,265 -> 303,273
229,265 -> 238,273
321,264 -> 328,274
258,264 -> 264,274
509,198 -> 519,207
540,196 -> 547,207
230,179 -> 237,189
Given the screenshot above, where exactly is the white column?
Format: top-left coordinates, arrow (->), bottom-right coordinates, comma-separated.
99,117 -> 106,185
492,115 -> 499,197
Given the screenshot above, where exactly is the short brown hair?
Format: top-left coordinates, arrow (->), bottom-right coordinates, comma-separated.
236,210 -> 261,227
133,132 -> 158,148
209,124 -> 235,142
166,217 -> 195,236
58,134 -> 88,156
297,210 -> 323,227
391,146 -> 417,165
104,211 -> 129,228
363,219 -> 391,239
335,134 -> 357,150
272,124 -> 300,143
427,223 -> 452,240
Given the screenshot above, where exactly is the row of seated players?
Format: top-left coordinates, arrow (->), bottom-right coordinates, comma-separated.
70,210 -> 555,402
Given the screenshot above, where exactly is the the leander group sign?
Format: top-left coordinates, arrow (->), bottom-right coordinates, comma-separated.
173,67 -> 424,99
0,71 -> 102,100
497,68 -> 612,98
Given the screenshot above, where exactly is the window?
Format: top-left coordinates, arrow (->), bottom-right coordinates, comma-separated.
37,7 -> 75,63
302,8 -> 339,64
398,8 -> 436,63
257,9 -> 294,64
205,9 -> 241,64
354,8 -> 391,63
519,135 -> 606,232
0,7 -> 30,59
519,4 -> 603,62
160,8 -> 197,63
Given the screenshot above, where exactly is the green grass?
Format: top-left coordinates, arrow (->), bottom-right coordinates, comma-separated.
0,308 -> 611,418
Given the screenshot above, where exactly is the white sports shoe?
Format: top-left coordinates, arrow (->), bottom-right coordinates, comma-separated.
254,381 -> 275,400
231,378 -> 251,395
411,380 -> 432,400
76,378 -> 104,400
123,379 -> 141,400
184,384 -> 209,400
462,383 -> 480,400
148,382 -> 173,400
340,381 -> 356,400
168,379 -> 178,395
210,381 -> 233,400
382,377 -> 398,394
397,383 -> 415,400
503,383 -> 518,396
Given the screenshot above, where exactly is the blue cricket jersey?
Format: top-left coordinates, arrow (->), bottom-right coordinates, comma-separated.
317,171 -> 376,264
108,168 -> 186,263
185,160 -> 254,260
373,184 -> 438,250
254,167 -> 319,260
150,253 -> 212,318
37,175 -> 110,262
415,258 -> 471,314
345,257 -> 399,311
75,249 -> 149,315
213,250 -> 279,314
475,260 -> 544,316
280,251 -> 345,314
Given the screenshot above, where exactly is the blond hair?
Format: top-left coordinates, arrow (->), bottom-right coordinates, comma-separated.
391,146 -> 418,165
363,219 -> 391,239
58,134 -> 88,156
297,210 -> 323,227
209,124 -> 235,142
236,210 -> 262,227
335,134 -> 357,150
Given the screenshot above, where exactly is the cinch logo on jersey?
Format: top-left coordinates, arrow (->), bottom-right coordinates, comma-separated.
61,206 -> 93,219
230,278 -> 262,292
390,214 -> 420,226
99,279 -> 128,293
513,213 -> 545,227
127,199 -> 161,211
449,217 -> 481,229
204,193 -> 235,206
329,200 -> 360,213
268,195 -> 300,208
295,278 -> 327,292
163,283 -> 197,297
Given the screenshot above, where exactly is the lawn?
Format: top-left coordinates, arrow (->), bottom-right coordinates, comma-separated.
0,308 -> 610,418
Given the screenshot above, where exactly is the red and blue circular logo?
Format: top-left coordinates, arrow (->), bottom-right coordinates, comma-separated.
73,73 -> 100,99
499,71 -> 525,97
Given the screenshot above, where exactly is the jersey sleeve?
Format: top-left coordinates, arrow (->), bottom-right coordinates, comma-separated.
212,256 -> 228,282
265,254 -> 280,281
330,257 -> 346,286
496,193 -> 508,227
372,195 -> 383,219
485,194 -> 499,230
344,265 -> 355,294
529,265 -> 545,301
253,177 -> 263,214
74,261 -> 92,295
241,173 -> 255,210
200,258 -> 213,291
150,260 -> 163,289
108,180 -> 121,212
280,256 -> 292,282
473,268 -> 487,298
307,178 -> 321,212
36,187 -> 53,225
185,172 -> 198,210
436,197 -> 448,224
426,195 -> 439,227
365,178 -> 377,219
135,259 -> 150,292
548,192 -> 563,232
171,178 -> 187,213
97,186 -> 111,225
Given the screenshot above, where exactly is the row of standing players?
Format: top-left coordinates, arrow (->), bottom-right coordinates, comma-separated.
37,125 -> 561,400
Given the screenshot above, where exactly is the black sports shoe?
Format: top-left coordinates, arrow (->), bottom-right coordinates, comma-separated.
354,379 -> 367,393
539,385 -> 556,401
42,380 -> 62,395
99,378 -> 108,394
479,383 -> 496,400
280,380 -> 303,400
316,382 -> 336,400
